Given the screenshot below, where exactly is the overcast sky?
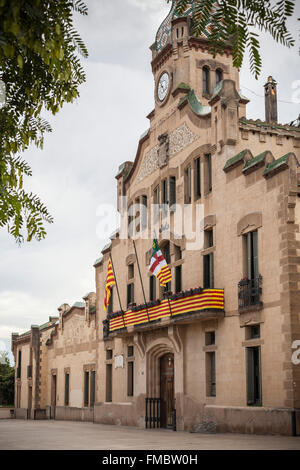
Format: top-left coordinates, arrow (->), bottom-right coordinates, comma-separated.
0,0 -> 299,363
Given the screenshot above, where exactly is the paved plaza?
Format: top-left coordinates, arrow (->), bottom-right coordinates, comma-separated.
0,420 -> 299,450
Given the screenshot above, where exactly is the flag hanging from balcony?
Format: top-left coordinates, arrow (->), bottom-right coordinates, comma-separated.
149,238 -> 172,287
104,259 -> 115,311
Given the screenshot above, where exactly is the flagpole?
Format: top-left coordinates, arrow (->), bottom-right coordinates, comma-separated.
109,254 -> 126,328
132,239 -> 150,322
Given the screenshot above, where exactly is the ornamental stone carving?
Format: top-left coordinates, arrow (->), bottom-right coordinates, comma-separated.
158,132 -> 169,168
137,123 -> 199,182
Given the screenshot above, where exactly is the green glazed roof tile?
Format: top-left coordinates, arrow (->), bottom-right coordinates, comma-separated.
72,302 -> 85,309
223,149 -> 249,171
263,153 -> 292,176
243,151 -> 268,172
177,82 -> 191,90
187,90 -> 211,116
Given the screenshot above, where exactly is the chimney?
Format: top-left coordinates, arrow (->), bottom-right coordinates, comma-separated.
264,76 -> 278,123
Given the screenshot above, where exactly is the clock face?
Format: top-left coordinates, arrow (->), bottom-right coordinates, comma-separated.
157,72 -> 170,102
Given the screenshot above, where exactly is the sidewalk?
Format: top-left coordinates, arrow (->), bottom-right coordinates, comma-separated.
0,420 -> 299,450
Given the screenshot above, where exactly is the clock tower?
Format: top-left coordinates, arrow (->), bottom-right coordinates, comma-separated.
149,0 -> 240,118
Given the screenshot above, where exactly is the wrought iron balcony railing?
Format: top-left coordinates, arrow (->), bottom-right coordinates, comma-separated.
238,275 -> 262,311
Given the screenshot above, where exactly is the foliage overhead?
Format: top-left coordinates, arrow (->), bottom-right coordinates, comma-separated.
0,0 -> 88,243
175,0 -> 297,78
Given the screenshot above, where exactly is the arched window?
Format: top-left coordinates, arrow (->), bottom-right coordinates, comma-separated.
202,66 -> 210,95
216,69 -> 223,85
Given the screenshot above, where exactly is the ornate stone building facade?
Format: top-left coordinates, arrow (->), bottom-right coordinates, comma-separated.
12,2 -> 300,435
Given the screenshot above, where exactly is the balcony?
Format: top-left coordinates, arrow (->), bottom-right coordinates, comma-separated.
238,276 -> 263,312
103,287 -> 225,338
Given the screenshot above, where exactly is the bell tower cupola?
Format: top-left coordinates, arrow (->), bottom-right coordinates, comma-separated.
150,1 -> 240,116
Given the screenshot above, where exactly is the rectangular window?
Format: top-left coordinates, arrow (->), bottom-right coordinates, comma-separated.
203,253 -> 214,289
106,349 -> 113,360
205,331 -> 215,346
127,362 -> 134,397
162,243 -> 170,264
195,157 -> 201,198
128,264 -> 134,280
84,371 -> 89,407
246,347 -> 262,406
175,265 -> 182,293
154,186 -> 160,223
162,179 -> 168,205
106,364 -> 112,402
174,245 -> 182,261
141,195 -> 148,231
245,231 -> 259,280
185,165 -> 192,203
205,229 -> 213,248
127,283 -> 134,308
65,373 -> 69,406
169,176 -> 176,209
107,286 -> 114,314
149,275 -> 156,301
128,346 -> 134,357
206,352 -> 216,397
91,371 -> 95,407
17,350 -> 21,379
205,154 -> 212,193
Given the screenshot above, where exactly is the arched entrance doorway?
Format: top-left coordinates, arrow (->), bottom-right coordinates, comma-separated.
160,353 -> 174,428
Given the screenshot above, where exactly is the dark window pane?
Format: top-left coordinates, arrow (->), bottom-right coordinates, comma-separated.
91,371 -> 95,407
204,253 -> 214,289
216,69 -> 223,84
127,283 -> 134,308
195,157 -> 201,198
149,275 -> 156,301
203,67 -> 210,94
127,362 -> 134,397
141,196 -> 148,230
106,364 -> 112,402
175,265 -> 182,293
128,346 -> 134,357
246,347 -> 262,406
169,176 -> 176,208
84,371 -> 89,407
106,349 -> 113,360
205,331 -> 215,346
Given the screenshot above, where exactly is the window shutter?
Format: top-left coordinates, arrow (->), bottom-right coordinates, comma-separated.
84,371 -> 89,407
208,154 -> 212,192
253,231 -> 259,280
247,232 -> 252,279
196,157 -> 201,197
91,371 -> 95,407
187,165 -> 191,202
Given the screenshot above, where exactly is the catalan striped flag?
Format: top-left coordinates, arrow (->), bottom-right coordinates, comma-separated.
104,259 -> 115,311
149,238 -> 172,287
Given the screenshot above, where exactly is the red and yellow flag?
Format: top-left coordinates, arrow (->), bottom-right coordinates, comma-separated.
149,238 -> 172,287
104,259 -> 115,311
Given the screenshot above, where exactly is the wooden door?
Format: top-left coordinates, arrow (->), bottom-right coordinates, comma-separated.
160,353 -> 174,428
